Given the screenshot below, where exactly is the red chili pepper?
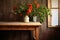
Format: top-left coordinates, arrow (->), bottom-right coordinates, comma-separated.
26,4 -> 32,15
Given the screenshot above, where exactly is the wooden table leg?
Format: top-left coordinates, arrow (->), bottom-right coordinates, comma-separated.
33,27 -> 40,40
35,27 -> 40,40
33,28 -> 36,40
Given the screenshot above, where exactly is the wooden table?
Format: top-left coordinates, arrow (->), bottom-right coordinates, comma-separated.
0,22 -> 41,40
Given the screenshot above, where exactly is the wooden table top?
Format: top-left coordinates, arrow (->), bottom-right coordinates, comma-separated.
0,22 -> 42,26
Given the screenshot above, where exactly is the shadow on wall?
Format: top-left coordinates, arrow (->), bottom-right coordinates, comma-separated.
40,26 -> 60,40
0,30 -> 33,40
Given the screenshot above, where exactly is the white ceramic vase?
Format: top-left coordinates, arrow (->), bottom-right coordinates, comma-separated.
24,15 -> 29,22
33,16 -> 37,22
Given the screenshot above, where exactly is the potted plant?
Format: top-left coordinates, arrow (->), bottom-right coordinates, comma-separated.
30,5 -> 50,23
13,3 -> 33,22
37,5 -> 50,23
